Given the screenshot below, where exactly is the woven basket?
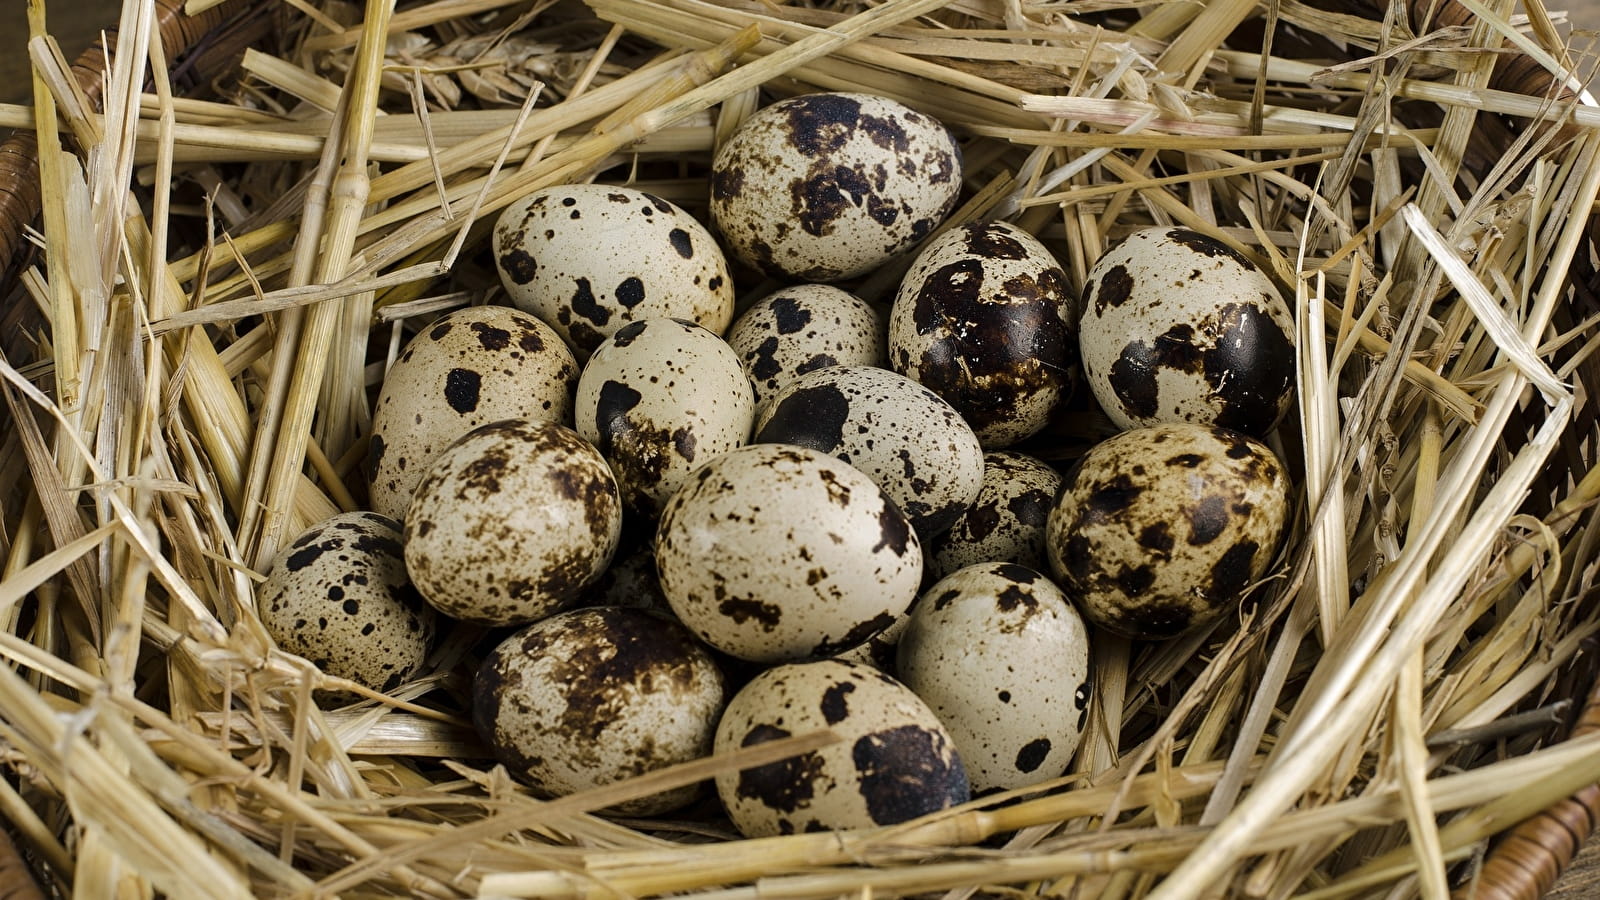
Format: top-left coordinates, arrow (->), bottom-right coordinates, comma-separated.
2,0 -> 1598,897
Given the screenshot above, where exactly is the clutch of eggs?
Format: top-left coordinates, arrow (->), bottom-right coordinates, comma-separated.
242,91 -> 1309,832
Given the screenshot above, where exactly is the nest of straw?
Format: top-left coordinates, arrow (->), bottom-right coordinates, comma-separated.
1,0 -> 1599,896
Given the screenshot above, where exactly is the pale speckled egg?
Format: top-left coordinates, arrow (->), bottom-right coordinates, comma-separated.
928,452 -> 1064,581
896,562 -> 1090,792
473,607 -> 725,815
404,420 -> 622,626
726,285 -> 885,409
713,659 -> 968,836
1078,227 -> 1295,436
575,318 -> 754,519
369,305 -> 578,521
890,221 -> 1077,448
710,92 -> 962,281
753,365 -> 984,539
259,512 -> 436,694
493,184 -> 734,358
1044,423 -> 1289,640
655,443 -> 921,663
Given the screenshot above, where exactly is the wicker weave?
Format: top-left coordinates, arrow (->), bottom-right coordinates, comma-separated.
0,2 -> 1596,897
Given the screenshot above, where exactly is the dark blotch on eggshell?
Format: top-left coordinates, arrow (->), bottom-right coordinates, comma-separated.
821,681 -> 855,724
470,321 -> 513,351
443,368 -> 482,414
812,611 -> 897,658
771,296 -> 812,335
570,278 -> 611,327
719,597 -> 784,630
851,725 -> 969,826
782,93 -> 863,156
1166,228 -> 1254,268
1091,264 -> 1134,316
285,540 -> 336,572
1203,303 -> 1296,435
1207,540 -> 1260,602
500,248 -> 538,285
872,504 -> 914,557
615,277 -> 647,309
737,724 -> 827,814
755,383 -> 852,454
1015,738 -> 1052,774
1188,496 -> 1229,546
548,609 -> 701,742
964,223 -> 1028,260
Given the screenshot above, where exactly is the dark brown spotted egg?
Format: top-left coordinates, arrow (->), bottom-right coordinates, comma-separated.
259,512 -> 436,693
369,305 -> 578,521
753,365 -> 984,539
709,92 -> 962,281
1079,227 -> 1295,436
473,607 -> 724,815
896,562 -> 1090,792
404,420 -> 622,626
655,444 -> 921,663
725,285 -> 885,409
493,184 -> 734,358
890,221 -> 1077,448
713,659 -> 968,836
1044,423 -> 1289,640
575,318 -> 754,519
928,452 -> 1063,581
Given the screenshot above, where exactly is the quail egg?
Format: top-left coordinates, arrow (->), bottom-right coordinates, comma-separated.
753,365 -> 984,539
713,659 -> 969,836
890,221 -> 1077,447
726,285 -> 885,409
1078,227 -> 1295,436
369,305 -> 578,521
259,512 -> 436,693
928,452 -> 1064,581
404,419 -> 622,626
1045,423 -> 1290,640
473,607 -> 725,814
710,92 -> 962,281
896,562 -> 1091,792
493,184 -> 734,357
575,318 -> 754,519
655,443 -> 921,663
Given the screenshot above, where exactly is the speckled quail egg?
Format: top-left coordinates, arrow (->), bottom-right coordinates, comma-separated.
726,285 -> 885,409
896,563 -> 1090,792
473,607 -> 725,815
1045,423 -> 1289,640
655,443 -> 921,663
1078,227 -> 1295,436
713,659 -> 968,836
259,512 -> 436,693
405,419 -> 622,626
928,452 -> 1064,581
579,536 -> 671,613
493,184 -> 734,358
753,365 -> 984,538
575,318 -> 754,518
890,221 -> 1077,448
369,306 -> 578,521
710,92 -> 962,281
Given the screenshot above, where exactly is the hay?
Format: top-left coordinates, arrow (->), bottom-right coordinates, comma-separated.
2,0 -> 1599,896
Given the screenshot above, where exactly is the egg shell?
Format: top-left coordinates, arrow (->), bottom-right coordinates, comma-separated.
369,306 -> 578,521
713,659 -> 968,836
726,285 -> 885,410
492,184 -> 734,358
259,512 -> 436,694
575,318 -> 754,519
1078,227 -> 1295,436
1044,423 -> 1290,640
655,443 -> 922,663
710,92 -> 962,281
404,420 -> 622,626
753,365 -> 984,539
890,221 -> 1078,447
928,452 -> 1064,581
473,607 -> 725,815
895,562 -> 1090,792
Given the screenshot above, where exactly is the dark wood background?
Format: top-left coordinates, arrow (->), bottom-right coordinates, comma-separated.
2,0 -> 1600,896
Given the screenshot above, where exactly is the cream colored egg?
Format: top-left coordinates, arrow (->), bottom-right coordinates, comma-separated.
1044,423 -> 1290,640
259,512 -> 435,694
493,184 -> 734,358
473,607 -> 725,815
1078,227 -> 1295,436
710,92 -> 962,281
404,420 -> 622,626
655,444 -> 921,663
713,660 -> 968,836
369,305 -> 577,521
896,562 -> 1090,792
575,318 -> 754,519
726,285 -> 885,410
